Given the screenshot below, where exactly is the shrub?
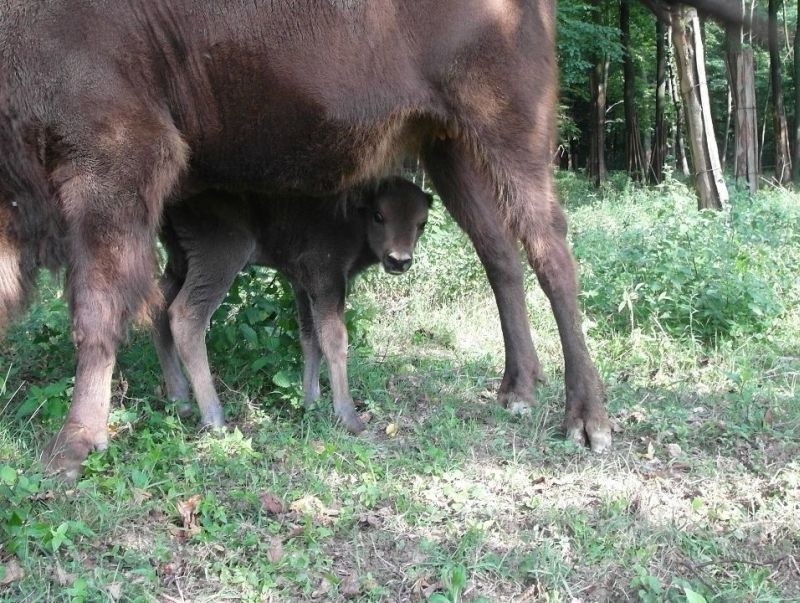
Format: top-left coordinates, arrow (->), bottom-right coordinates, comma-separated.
567,177 -> 800,342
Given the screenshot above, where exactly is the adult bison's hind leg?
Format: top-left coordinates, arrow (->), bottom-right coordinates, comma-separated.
524,207 -> 611,452
42,115 -> 188,481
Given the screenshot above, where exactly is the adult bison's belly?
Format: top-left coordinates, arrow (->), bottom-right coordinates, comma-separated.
184,49 -> 433,195
189,106 -> 422,195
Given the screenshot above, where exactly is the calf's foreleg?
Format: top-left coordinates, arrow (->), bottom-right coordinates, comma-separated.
307,280 -> 364,434
292,283 -> 323,407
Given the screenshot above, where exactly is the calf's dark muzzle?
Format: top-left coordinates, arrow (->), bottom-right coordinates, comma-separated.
383,251 -> 413,274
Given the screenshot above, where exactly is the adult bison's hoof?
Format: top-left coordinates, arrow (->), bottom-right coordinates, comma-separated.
498,392 -> 534,415
337,411 -> 365,435
199,410 -> 225,430
174,399 -> 194,419
565,416 -> 612,453
41,422 -> 107,483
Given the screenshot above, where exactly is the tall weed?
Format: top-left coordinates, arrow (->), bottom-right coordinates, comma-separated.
565,174 -> 800,342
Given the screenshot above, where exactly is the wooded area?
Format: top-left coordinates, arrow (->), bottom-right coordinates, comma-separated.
557,0 -> 799,206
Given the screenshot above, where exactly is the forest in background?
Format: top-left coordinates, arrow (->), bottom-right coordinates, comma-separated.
556,0 -> 798,206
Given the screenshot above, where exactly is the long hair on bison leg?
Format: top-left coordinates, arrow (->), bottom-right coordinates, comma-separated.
0,210 -> 27,329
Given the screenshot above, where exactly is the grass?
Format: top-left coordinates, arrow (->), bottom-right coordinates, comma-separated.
1,173 -> 799,602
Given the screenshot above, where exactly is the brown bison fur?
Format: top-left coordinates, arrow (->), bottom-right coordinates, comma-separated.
0,0 -> 686,479
153,178 -> 430,435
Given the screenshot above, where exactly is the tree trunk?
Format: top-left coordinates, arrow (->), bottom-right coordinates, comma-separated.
671,5 -> 729,209
792,6 -> 800,186
793,0 -> 800,183
621,0 -> 647,181
588,57 -> 609,186
667,29 -> 691,177
730,46 -> 759,193
769,0 -> 792,184
650,19 -> 668,184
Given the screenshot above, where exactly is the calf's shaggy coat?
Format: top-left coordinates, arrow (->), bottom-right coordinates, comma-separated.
154,178 -> 430,434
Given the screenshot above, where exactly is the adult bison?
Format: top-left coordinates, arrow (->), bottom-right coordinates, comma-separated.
0,0 -> 612,480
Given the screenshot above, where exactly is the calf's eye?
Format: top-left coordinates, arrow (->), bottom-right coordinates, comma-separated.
373,211 -> 384,224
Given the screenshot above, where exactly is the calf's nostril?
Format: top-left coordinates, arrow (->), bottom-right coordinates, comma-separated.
384,253 -> 413,273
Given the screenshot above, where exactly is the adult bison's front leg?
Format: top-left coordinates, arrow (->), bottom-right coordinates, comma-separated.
41,114 -> 188,481
423,140 -> 541,413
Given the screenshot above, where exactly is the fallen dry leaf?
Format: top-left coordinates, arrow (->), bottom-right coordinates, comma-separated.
666,443 -> 683,458
0,557 -> 24,585
311,440 -> 326,454
357,512 -> 381,529
385,422 -> 398,437
53,563 -> 75,587
359,410 -> 373,424
260,492 -> 285,515
411,575 -> 441,600
176,494 -> 202,538
339,572 -> 360,599
29,490 -> 55,503
132,488 -> 152,505
311,577 -> 333,599
267,537 -> 283,564
643,440 -> 656,460
289,495 -> 340,524
106,582 -> 123,601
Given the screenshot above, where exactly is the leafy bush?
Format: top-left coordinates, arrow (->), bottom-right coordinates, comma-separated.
567,176 -> 800,342
206,267 -> 375,407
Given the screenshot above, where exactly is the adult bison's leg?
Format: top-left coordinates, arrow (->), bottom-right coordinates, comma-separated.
423,139 -> 541,412
291,283 -> 323,407
42,119 -> 188,480
524,206 -> 611,452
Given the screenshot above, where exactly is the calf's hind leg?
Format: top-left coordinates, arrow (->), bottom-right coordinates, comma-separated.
166,216 -> 255,427
292,283 -> 323,407
151,230 -> 192,416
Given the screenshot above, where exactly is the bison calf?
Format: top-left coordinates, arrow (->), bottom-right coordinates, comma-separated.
152,178 -> 431,434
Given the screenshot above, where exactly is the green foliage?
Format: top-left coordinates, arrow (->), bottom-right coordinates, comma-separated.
204,267 -> 375,410
429,564 -> 468,603
205,268 -> 303,404
557,0 -> 622,99
568,176 -> 800,342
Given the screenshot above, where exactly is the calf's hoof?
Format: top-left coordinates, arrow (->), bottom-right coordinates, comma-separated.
41,422 -> 108,483
337,410 -> 365,435
564,415 -> 612,453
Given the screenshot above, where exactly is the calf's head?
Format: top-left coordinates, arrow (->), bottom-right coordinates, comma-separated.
363,177 -> 431,274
